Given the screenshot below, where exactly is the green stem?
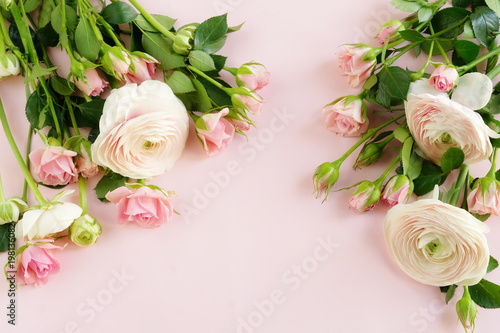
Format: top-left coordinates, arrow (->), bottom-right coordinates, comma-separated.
374,155 -> 401,187
80,0 -> 122,46
486,63 -> 500,79
137,179 -> 146,185
487,148 -> 498,178
430,24 -> 451,65
0,176 -> 5,202
449,165 -> 469,206
128,0 -> 176,41
22,126 -> 33,202
66,97 -> 81,136
188,65 -> 225,90
459,44 -> 500,73
462,286 -> 471,299
78,176 -> 88,215
0,99 -> 46,204
335,114 -> 405,163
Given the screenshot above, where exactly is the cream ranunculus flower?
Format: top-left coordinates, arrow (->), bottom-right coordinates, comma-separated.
405,93 -> 499,165
91,80 -> 189,179
384,199 -> 490,286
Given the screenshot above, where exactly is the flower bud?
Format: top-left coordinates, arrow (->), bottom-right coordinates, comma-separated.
381,175 -> 413,207
0,0 -> 12,11
429,65 -> 459,93
236,63 -> 270,91
376,20 -> 403,45
313,161 -> 341,201
467,177 -> 500,216
76,140 -> 100,178
69,214 -> 102,246
231,87 -> 264,115
354,141 -> 385,168
0,53 -> 21,79
0,197 -> 27,225
348,180 -> 381,212
173,24 -> 198,55
456,291 -> 477,333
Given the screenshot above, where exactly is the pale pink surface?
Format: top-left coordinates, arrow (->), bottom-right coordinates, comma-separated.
1,1 -> 500,333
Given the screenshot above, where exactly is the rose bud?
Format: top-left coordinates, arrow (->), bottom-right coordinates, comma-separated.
173,24 -> 197,55
29,146 -> 78,186
429,65 -> 459,93
195,108 -> 235,156
69,214 -> 102,247
323,96 -> 368,137
376,20 -> 403,45
313,161 -> 341,200
16,238 -> 62,286
0,53 -> 21,79
381,175 -> 413,207
348,180 -> 381,212
0,197 -> 27,224
337,44 -> 377,88
467,177 -> 500,216
236,63 -> 270,91
456,290 -> 477,333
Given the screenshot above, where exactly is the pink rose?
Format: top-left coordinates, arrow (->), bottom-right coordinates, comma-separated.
29,146 -> 78,186
337,45 -> 376,88
429,65 -> 459,92
124,54 -> 158,84
376,20 -> 403,45
348,180 -> 380,212
106,186 -> 174,228
108,49 -> 131,77
76,147 -> 99,178
74,68 -> 108,97
322,97 -> 368,136
230,119 -> 251,132
233,88 -> 264,115
196,108 -> 235,156
381,175 -> 413,207
236,64 -> 270,91
467,178 -> 500,216
17,239 -> 62,286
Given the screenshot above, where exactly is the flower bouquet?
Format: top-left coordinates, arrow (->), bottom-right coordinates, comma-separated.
0,0 -> 269,286
315,0 -> 500,330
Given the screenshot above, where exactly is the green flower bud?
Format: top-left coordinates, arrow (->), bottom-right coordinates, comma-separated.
313,161 -> 341,201
354,141 -> 386,169
0,197 -> 27,225
349,180 -> 381,212
173,24 -> 198,55
0,0 -> 12,10
0,53 -> 21,79
69,214 -> 102,246
456,290 -> 477,333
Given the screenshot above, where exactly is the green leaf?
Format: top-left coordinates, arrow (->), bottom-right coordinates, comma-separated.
134,14 -> 176,32
413,161 -> 443,196
142,32 -> 186,70
50,76 -> 75,96
197,76 -> 232,106
453,0 -> 472,7
228,22 -> 244,33
188,50 -> 216,71
422,40 -> 454,55
470,279 -> 500,308
192,79 -> 213,112
25,89 -> 48,130
399,30 -> 427,42
486,0 -> 500,16
418,7 -> 433,22
378,66 -> 411,100
363,75 -> 378,90
0,223 -> 12,252
488,256 -> 499,273
205,54 -> 227,76
376,84 -> 391,108
408,150 -> 423,181
75,99 -> 105,128
51,4 -> 78,47
75,17 -> 100,62
101,1 -> 138,25
24,0 -> 41,13
471,6 -> 499,47
94,173 -> 127,202
37,24 -> 59,47
441,147 -> 465,173
394,127 -> 411,143
167,71 -> 196,94
390,0 -> 422,12
489,94 -> 500,114
24,63 -> 58,84
431,7 -> 471,38
445,284 -> 458,304
194,14 -> 228,53
38,0 -> 55,27
454,40 -> 481,61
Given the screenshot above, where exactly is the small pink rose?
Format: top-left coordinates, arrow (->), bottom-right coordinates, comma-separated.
429,65 -> 459,92
29,146 -> 78,186
230,119 -> 251,132
323,97 -> 368,136
76,148 -> 99,178
467,178 -> 500,216
234,89 -> 264,115
236,64 -> 270,91
74,68 -> 108,97
348,181 -> 380,213
106,186 -> 173,228
337,45 -> 376,88
196,108 -> 235,156
376,20 -> 403,45
125,54 -> 158,84
17,239 -> 62,287
381,175 -> 412,207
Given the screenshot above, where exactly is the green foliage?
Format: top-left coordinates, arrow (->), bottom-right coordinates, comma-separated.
431,7 -> 470,38
101,1 -> 138,25
441,147 -> 465,173
0,223 -> 12,253
470,279 -> 500,308
471,6 -> 499,47
193,14 -> 228,54
188,50 -> 216,71
488,256 -> 499,273
94,173 -> 127,202
134,14 -> 176,32
75,17 -> 100,62
167,71 -> 196,94
142,31 -> 186,70
376,66 -> 411,107
413,161 -> 443,196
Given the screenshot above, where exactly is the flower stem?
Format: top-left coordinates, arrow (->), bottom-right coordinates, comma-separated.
458,44 -> 500,73
487,63 -> 500,79
374,155 -> 401,187
188,65 -> 225,90
0,176 -> 5,202
78,176 -> 88,215
128,0 -> 176,41
0,99 -> 46,204
449,165 -> 469,206
22,126 -> 33,202
487,148 -> 498,179
66,97 -> 81,136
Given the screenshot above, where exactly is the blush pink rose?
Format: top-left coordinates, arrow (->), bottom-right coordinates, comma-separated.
230,119 -> 251,132
76,148 -> 99,178
467,178 -> 500,216
429,65 -> 459,92
196,108 -> 235,156
29,146 -> 78,186
233,88 -> 264,115
17,239 -> 62,286
125,54 -> 158,84
322,97 -> 368,136
381,175 -> 412,207
74,68 -> 108,97
376,20 -> 403,45
236,64 -> 270,91
348,180 -> 381,212
337,45 -> 376,88
106,186 -> 173,228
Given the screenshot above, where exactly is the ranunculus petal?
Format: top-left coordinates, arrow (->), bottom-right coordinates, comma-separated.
452,72 -> 493,110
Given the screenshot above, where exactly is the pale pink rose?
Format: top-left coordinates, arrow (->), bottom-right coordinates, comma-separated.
29,146 -> 78,186
429,65 -> 459,92
108,50 -> 131,77
76,148 -> 99,178
74,68 -> 108,97
385,199 -> 490,286
467,179 -> 500,216
348,181 -> 380,212
234,89 -> 264,115
106,186 -> 173,228
376,21 -> 402,45
230,119 -> 251,132
17,239 -> 62,286
381,175 -> 412,207
337,45 -> 376,88
236,64 -> 270,91
405,93 -> 499,165
322,98 -> 368,136
125,54 -> 158,84
91,81 -> 189,179
196,108 -> 235,156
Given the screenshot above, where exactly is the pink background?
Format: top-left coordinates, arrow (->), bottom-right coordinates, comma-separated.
2,0 -> 500,332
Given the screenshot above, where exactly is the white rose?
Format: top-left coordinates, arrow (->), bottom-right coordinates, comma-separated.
91,80 -> 189,179
384,199 -> 490,286
405,93 -> 499,165
16,201 -> 83,240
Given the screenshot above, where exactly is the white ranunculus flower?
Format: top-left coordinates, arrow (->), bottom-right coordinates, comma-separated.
16,200 -> 83,240
405,93 -> 499,165
384,199 -> 490,286
452,72 -> 492,110
91,80 -> 189,179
